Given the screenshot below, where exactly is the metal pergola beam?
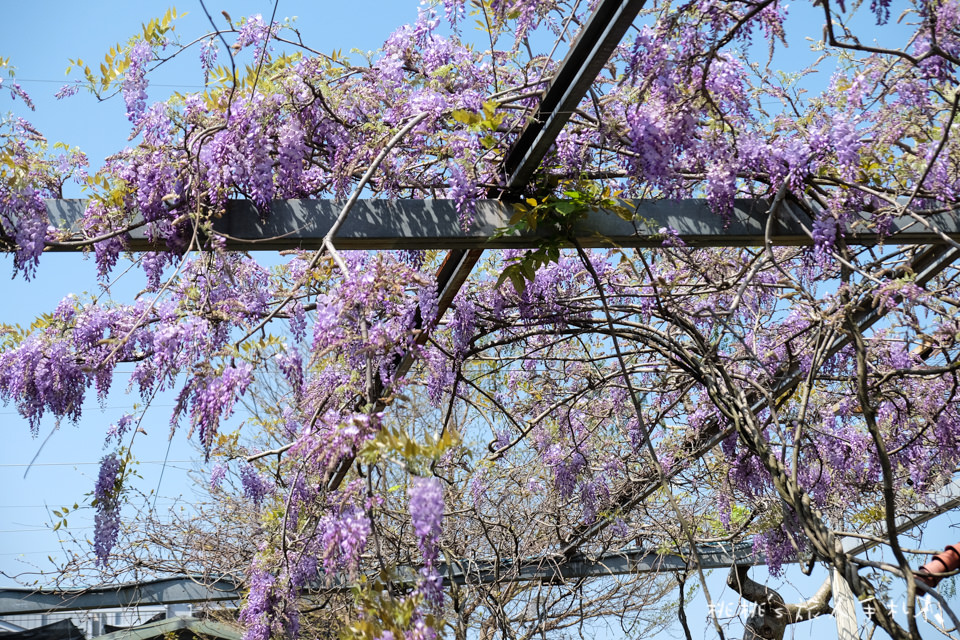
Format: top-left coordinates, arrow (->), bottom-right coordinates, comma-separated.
444,544 -> 756,586
499,0 -> 647,189
41,198 -> 960,250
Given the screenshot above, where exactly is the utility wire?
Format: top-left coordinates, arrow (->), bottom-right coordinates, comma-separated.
0,460 -> 197,467
14,77 -> 206,90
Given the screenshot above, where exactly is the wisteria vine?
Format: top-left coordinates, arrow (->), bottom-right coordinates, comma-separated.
3,1 -> 960,639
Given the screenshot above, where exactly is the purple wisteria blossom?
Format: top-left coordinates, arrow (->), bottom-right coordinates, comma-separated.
318,505 -> 370,573
93,453 -> 122,565
175,363 -> 254,456
239,562 -> 278,640
240,464 -> 272,506
199,38 -> 218,74
209,463 -> 227,490
409,476 -> 444,605
409,476 -> 443,558
123,40 -> 152,123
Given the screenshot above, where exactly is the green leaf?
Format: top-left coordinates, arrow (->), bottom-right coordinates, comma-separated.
520,260 -> 536,281
451,110 -> 481,126
508,204 -> 528,226
509,271 -> 526,294
496,264 -> 520,290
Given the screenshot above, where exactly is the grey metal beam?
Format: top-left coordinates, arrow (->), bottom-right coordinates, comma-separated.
328,1 -> 648,490
40,198 -> 960,251
442,543 -> 757,587
324,247 -> 486,490
365,0 -> 655,472
500,0 -> 647,190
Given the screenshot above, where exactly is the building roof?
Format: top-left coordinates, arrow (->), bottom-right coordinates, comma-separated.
0,619 -> 85,640
93,617 -> 240,640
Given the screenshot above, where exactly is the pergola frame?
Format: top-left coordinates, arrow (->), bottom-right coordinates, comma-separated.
8,0 -> 960,614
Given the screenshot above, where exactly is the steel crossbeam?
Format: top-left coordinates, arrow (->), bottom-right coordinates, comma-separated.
41,198 -> 960,250
0,546 -> 749,615
377,0 -> 650,382
499,0 -> 648,189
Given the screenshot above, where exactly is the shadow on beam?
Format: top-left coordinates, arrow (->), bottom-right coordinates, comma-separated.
42,199 -> 960,252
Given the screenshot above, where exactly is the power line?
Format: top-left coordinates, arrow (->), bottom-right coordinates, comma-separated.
0,461 -> 198,468
0,402 -> 178,416
14,77 -> 206,90
0,527 -> 93,533
0,499 -> 186,509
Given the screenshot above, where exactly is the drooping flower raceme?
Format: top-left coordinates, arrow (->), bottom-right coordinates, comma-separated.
93,453 -> 122,566
409,476 -> 444,558
409,476 -> 444,604
123,40 -> 152,123
240,464 -> 272,506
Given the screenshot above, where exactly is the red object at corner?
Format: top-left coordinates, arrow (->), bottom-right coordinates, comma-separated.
917,544 -> 960,588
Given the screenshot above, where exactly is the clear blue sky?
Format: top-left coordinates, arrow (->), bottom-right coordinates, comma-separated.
1,2 -> 957,639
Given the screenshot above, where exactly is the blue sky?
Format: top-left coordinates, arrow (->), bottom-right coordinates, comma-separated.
1,2 -> 958,638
